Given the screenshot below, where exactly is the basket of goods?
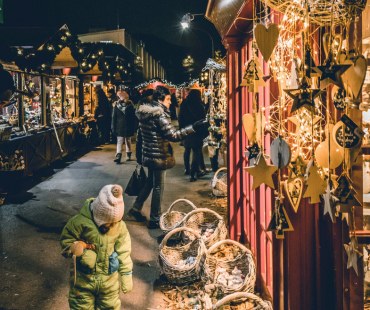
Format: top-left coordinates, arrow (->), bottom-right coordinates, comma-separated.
160,199 -> 197,233
205,239 -> 256,295
159,227 -> 207,285
212,292 -> 273,310
211,167 -> 227,197
182,208 -> 227,248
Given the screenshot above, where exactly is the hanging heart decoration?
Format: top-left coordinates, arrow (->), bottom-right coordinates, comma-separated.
254,23 -> 280,62
283,178 -> 304,213
339,54 -> 367,100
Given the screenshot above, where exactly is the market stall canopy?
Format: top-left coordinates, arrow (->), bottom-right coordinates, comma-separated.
51,47 -> 78,69
0,59 -> 19,71
206,0 -> 253,37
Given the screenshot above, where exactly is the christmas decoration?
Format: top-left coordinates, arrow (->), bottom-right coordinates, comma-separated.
244,153 -> 278,190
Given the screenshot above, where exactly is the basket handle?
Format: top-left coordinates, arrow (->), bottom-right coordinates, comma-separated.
167,198 -> 197,213
213,292 -> 271,309
183,208 -> 224,223
214,167 -> 227,179
206,239 -> 252,256
159,226 -> 202,250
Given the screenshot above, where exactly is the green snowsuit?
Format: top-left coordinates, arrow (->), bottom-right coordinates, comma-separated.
60,198 -> 133,310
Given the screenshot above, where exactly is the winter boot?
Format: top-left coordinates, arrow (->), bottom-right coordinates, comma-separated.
114,153 -> 122,164
126,152 -> 132,161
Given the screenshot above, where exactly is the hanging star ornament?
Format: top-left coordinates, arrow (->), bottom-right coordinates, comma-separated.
244,153 -> 278,190
314,60 -> 351,89
303,163 -> 327,204
344,237 -> 362,276
284,76 -> 322,114
322,182 -> 339,222
246,143 -> 260,161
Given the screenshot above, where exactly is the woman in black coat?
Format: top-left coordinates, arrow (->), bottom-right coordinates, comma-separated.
178,89 -> 208,181
112,90 -> 136,163
94,88 -> 112,144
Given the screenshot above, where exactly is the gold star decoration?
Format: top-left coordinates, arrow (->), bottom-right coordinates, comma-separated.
303,163 -> 327,204
267,195 -> 294,239
344,237 -> 362,276
244,153 -> 278,190
314,61 -> 351,89
284,76 -> 322,114
322,182 -> 339,223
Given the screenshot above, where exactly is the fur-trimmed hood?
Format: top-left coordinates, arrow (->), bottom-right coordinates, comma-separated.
136,102 -> 167,121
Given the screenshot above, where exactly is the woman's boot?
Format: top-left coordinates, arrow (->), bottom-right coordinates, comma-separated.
114,153 -> 122,164
126,152 -> 132,161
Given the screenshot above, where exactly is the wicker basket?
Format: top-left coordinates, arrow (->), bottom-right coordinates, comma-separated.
182,208 -> 227,248
159,198 -> 197,233
211,167 -> 227,197
159,227 -> 207,285
205,239 -> 256,295
212,292 -> 273,310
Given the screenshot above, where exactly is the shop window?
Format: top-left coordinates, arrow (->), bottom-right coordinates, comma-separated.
23,74 -> 42,130
49,77 -> 62,121
65,78 -> 77,119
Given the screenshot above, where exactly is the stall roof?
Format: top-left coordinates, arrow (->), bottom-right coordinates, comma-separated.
206,0 -> 254,38
52,47 -> 79,69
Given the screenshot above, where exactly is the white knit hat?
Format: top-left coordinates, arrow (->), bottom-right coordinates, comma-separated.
90,184 -> 124,227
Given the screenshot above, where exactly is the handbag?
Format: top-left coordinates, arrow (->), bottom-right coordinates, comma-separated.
125,165 -> 147,196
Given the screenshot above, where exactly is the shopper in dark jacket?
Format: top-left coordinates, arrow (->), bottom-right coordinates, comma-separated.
112,90 -> 136,163
178,89 -> 208,181
94,88 -> 112,144
126,85 -> 207,228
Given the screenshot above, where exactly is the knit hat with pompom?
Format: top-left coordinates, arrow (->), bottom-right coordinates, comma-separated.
90,184 -> 124,226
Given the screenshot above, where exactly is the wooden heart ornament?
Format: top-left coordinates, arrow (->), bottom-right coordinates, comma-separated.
284,178 -> 303,213
254,23 -> 279,62
339,54 -> 367,99
242,112 -> 266,145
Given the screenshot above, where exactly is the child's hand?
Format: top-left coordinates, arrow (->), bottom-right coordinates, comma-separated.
120,274 -> 133,293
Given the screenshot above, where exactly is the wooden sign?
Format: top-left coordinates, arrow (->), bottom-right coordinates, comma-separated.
333,114 -> 364,149
270,136 -> 291,168
284,178 -> 303,213
315,124 -> 344,169
254,23 -> 279,62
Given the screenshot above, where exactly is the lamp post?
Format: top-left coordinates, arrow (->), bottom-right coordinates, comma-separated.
180,13 -> 215,58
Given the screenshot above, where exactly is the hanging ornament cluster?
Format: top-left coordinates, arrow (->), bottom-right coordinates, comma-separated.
242,0 -> 366,249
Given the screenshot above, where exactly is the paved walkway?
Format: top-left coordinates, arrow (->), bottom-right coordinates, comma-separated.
0,141 -> 219,309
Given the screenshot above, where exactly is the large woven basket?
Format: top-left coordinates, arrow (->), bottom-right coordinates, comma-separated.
205,239 -> 256,295
159,198 -> 197,233
159,227 -> 207,285
182,208 -> 227,248
211,167 -> 227,197
212,292 -> 273,310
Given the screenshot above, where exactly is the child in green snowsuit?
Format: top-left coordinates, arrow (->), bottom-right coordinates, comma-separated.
60,184 -> 133,310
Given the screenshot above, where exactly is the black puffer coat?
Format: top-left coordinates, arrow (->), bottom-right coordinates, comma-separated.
112,100 -> 136,137
136,102 -> 195,170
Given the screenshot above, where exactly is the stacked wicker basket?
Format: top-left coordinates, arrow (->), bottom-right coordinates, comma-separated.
158,199 -> 272,309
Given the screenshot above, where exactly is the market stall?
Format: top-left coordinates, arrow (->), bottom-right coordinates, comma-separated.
206,0 -> 369,308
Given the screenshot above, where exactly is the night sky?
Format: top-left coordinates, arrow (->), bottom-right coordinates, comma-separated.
0,0 -> 224,83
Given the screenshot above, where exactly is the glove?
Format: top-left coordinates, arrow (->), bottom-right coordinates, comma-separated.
120,274 -> 133,293
192,119 -> 209,132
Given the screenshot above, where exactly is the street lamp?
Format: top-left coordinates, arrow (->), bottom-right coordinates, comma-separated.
180,13 -> 215,58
